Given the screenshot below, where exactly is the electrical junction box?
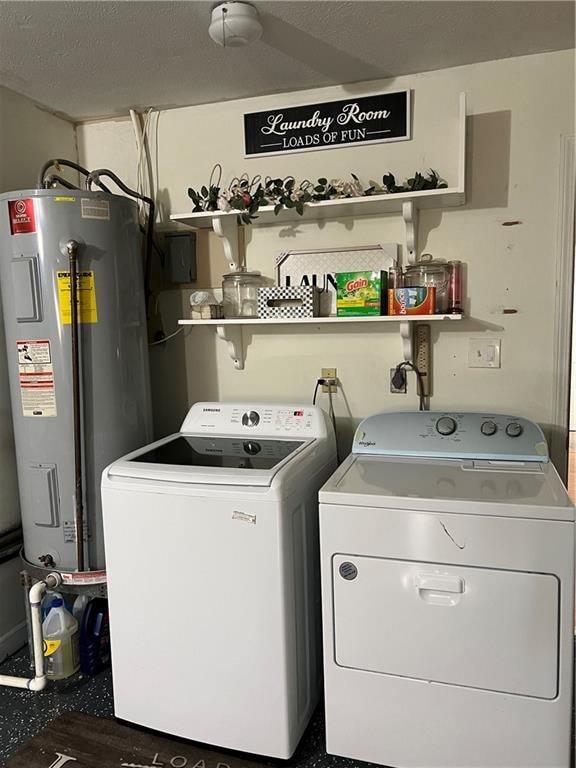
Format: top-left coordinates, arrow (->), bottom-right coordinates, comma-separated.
163,231 -> 197,284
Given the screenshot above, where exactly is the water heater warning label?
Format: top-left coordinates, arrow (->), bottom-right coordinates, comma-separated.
81,198 -> 110,220
16,340 -> 57,417
56,270 -> 98,324
8,198 -> 36,235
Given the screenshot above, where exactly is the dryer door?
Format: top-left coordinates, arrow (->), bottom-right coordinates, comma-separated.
332,555 -> 559,698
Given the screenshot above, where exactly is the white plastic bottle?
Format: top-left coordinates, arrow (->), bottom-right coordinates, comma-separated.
42,597 -> 80,679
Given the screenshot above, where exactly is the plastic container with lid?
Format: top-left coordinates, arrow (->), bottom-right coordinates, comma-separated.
222,269 -> 265,318
403,254 -> 451,313
42,597 -> 80,680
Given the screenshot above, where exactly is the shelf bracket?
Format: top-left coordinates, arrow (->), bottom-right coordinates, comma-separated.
213,216 -> 241,272
402,200 -> 418,264
216,324 -> 245,370
399,320 -> 413,361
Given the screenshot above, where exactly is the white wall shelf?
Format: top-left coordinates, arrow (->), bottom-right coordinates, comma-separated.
171,93 -> 466,270
178,315 -> 463,370
172,94 -> 466,369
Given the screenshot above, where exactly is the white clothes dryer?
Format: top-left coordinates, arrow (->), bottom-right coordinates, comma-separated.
102,402 -> 336,759
319,411 -> 574,768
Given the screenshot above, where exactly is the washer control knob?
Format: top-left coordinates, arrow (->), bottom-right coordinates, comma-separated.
242,410 -> 260,427
481,420 -> 498,436
436,416 -> 457,436
243,440 -> 261,455
506,422 -> 523,438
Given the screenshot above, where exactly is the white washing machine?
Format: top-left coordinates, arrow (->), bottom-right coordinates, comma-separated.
319,411 -> 574,768
101,402 -> 336,759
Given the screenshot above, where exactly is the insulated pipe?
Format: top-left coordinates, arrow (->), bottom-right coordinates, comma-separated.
37,159 -> 111,192
67,240 -> 85,572
45,174 -> 80,190
86,169 -> 155,313
0,572 -> 62,690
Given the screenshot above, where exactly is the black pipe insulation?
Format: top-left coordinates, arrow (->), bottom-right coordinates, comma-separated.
45,175 -> 80,190
37,159 -> 111,192
86,169 -> 155,312
66,240 -> 85,573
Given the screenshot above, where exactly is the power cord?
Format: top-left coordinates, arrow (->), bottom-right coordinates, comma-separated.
149,327 -> 184,346
392,361 -> 428,411
312,378 -> 323,405
312,378 -> 340,462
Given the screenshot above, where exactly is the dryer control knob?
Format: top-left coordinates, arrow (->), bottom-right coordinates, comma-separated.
481,420 -> 498,436
506,422 -> 523,438
436,416 -> 457,436
242,410 -> 260,427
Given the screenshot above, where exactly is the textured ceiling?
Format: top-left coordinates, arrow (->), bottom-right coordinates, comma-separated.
0,1 -> 574,121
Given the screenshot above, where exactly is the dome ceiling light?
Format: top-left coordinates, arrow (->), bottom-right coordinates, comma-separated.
208,1 -> 263,48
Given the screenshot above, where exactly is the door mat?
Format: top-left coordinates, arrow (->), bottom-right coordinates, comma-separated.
4,711 -> 279,768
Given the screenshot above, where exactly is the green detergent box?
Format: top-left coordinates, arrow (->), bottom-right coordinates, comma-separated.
336,271 -> 387,316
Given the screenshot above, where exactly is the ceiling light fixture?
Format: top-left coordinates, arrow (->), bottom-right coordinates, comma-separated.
208,1 -> 263,48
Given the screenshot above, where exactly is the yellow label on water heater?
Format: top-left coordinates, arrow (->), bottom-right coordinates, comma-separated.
56,270 -> 98,325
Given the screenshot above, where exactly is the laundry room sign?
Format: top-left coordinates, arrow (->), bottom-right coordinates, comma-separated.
244,90 -> 410,156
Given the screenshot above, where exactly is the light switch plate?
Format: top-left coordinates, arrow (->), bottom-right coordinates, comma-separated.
468,338 -> 501,368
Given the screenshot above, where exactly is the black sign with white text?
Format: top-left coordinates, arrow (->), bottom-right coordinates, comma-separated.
244,91 -> 410,156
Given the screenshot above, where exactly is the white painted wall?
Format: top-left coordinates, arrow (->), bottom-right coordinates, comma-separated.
0,85 -> 77,657
77,51 -> 575,460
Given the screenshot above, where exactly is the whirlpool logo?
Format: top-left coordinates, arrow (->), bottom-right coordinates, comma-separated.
356,430 -> 375,448
202,408 -> 221,412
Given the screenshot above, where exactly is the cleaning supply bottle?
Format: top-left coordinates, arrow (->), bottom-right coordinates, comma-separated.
79,597 -> 110,676
72,593 -> 90,624
42,597 -> 80,679
41,591 -> 61,621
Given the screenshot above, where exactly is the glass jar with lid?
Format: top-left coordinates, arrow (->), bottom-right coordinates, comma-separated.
222,269 -> 265,318
403,254 -> 451,313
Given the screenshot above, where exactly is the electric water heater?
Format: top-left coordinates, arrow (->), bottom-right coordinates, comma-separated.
0,189 -> 153,572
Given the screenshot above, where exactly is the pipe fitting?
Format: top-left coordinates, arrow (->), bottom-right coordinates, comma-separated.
66,239 -> 80,258
0,573 -> 62,692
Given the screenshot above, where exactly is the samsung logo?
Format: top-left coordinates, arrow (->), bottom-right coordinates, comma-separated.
203,408 -> 221,412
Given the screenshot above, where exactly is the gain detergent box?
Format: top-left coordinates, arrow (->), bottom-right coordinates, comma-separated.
336,271 -> 387,316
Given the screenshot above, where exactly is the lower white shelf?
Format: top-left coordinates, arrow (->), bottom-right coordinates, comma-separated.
177,314 -> 463,369
179,314 -> 461,326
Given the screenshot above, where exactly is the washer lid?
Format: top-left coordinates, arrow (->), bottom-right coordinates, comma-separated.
320,455 -> 574,520
107,433 -> 311,486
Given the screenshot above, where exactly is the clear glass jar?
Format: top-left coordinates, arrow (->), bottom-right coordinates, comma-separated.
403,254 -> 451,313
222,270 -> 265,318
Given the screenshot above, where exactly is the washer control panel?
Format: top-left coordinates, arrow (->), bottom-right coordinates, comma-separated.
353,412 -> 548,462
181,402 -> 327,438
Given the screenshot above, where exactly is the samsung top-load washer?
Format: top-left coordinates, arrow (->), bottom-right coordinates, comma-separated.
319,411 -> 574,768
101,402 -> 336,759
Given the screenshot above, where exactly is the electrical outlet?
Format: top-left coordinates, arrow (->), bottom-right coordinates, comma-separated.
321,367 -> 337,393
414,324 -> 431,396
390,368 -> 407,394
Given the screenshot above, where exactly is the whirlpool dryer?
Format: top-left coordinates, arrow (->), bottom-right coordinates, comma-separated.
319,411 -> 574,768
101,402 -> 336,759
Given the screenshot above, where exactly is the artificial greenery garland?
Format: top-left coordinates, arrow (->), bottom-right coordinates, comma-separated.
188,165 -> 447,225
